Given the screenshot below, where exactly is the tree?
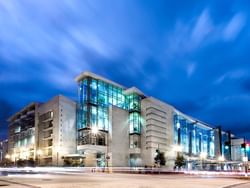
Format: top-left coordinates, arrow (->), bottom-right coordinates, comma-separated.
175,154 -> 185,169
154,149 -> 166,166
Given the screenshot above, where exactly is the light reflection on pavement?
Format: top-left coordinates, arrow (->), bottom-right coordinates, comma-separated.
0,168 -> 249,188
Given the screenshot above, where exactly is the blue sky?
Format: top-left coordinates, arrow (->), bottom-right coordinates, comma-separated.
0,0 -> 250,140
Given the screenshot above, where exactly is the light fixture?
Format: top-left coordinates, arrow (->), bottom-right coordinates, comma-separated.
200,152 -> 207,159
218,155 -> 225,161
176,122 -> 180,129
91,126 -> 99,134
243,156 -> 248,162
173,145 -> 182,152
5,154 -> 10,159
37,149 -> 42,155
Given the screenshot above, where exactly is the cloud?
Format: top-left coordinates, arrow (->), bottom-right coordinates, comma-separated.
214,69 -> 248,85
69,28 -> 115,58
191,9 -> 213,45
223,13 -> 246,41
187,63 -> 196,77
164,8 -> 216,60
1,0 -> 250,141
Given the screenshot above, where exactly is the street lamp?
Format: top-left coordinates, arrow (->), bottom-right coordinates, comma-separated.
24,150 -> 29,160
12,153 -> 17,167
200,152 -> 207,170
91,126 -> 98,146
37,149 -> 42,166
218,155 -> 225,171
5,154 -> 10,160
173,145 -> 182,153
173,145 -> 182,159
91,126 -> 98,135
55,147 -> 61,167
105,128 -> 110,172
5,154 -> 10,167
243,156 -> 248,177
91,126 -> 110,172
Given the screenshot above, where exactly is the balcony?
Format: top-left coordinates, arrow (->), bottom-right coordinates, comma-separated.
41,117 -> 53,123
14,118 -> 21,123
20,114 -> 27,119
27,110 -> 35,115
43,134 -> 53,140
43,125 -> 53,131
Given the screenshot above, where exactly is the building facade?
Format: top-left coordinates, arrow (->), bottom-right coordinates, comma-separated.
75,72 -> 248,169
5,71 -> 248,169
6,96 -> 76,166
0,139 -> 8,162
7,103 -> 39,162
36,95 -> 77,166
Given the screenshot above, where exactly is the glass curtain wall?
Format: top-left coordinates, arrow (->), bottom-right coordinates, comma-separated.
173,113 -> 215,158
77,78 -> 126,131
77,77 -> 142,146
222,132 -> 231,160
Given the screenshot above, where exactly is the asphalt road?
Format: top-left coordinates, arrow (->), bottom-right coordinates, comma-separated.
0,172 -> 249,188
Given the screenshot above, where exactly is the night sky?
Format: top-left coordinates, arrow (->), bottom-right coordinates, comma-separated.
0,0 -> 250,140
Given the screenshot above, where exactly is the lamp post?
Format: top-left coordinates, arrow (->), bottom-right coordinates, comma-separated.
200,152 -> 207,171
5,154 -> 10,159
106,131 -> 110,173
12,153 -> 17,167
55,147 -> 61,167
91,126 -> 98,146
243,156 -> 248,177
37,150 -> 42,166
57,151 -> 59,167
243,156 -> 248,176
173,145 -> 182,171
91,126 -> 110,172
5,154 -> 10,167
218,155 -> 225,171
243,137 -> 248,176
24,150 -> 29,167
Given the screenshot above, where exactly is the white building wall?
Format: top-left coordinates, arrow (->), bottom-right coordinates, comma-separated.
110,106 -> 130,167
58,96 -> 77,164
141,97 -> 175,169
37,95 -> 76,166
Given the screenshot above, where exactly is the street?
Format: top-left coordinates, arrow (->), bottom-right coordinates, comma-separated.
0,171 -> 250,188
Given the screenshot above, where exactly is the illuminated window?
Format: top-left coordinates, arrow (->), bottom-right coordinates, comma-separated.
14,126 -> 21,133
129,112 -> 141,134
130,134 -> 141,148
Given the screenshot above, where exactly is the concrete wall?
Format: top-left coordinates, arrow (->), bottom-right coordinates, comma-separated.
37,95 -> 76,166
141,97 -> 175,169
58,96 -> 77,162
110,106 -> 129,167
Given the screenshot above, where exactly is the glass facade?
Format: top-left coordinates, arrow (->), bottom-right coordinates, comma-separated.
77,77 -> 142,146
76,73 -> 247,168
173,113 -> 215,158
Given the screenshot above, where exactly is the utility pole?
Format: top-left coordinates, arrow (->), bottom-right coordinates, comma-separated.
244,137 -> 248,176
